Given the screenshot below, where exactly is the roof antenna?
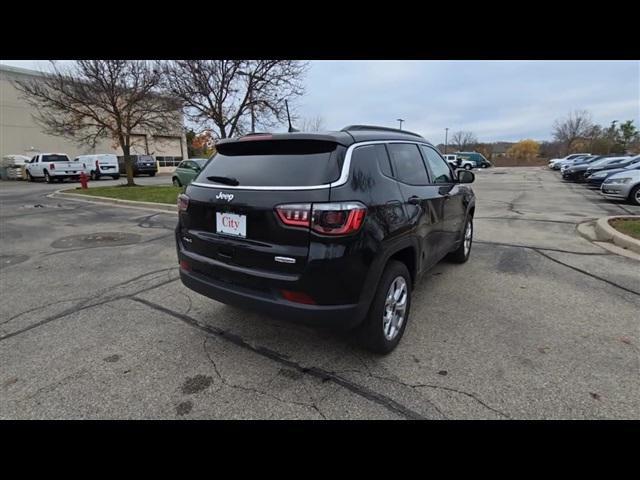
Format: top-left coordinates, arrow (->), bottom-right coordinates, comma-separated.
286,100 -> 299,133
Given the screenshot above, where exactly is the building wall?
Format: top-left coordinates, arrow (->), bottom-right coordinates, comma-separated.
0,65 -> 187,165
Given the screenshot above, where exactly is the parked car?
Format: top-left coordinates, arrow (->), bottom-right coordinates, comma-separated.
556,154 -> 591,171
587,157 -> 640,188
176,125 -> 476,353
562,156 -> 628,182
1,155 -> 31,180
172,158 -> 208,187
601,169 -> 640,206
117,154 -> 158,176
549,153 -> 591,170
584,156 -> 635,180
443,154 -> 458,167
455,151 -> 491,169
76,154 -> 120,180
25,153 -> 86,183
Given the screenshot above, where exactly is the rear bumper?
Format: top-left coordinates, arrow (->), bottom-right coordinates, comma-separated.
179,267 -> 362,329
176,236 -> 367,329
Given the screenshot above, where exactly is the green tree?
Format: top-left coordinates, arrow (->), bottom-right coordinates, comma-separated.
617,120 -> 639,153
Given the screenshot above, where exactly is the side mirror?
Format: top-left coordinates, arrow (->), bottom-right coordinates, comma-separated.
457,170 -> 475,184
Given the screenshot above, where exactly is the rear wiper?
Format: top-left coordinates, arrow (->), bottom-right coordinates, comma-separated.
207,175 -> 239,186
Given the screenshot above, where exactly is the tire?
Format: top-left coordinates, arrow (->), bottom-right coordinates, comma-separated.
26,171 -> 33,182
90,170 -> 100,181
464,164 -> 472,170
44,170 -> 53,184
112,174 -> 120,180
172,177 -> 182,187
355,260 -> 412,354
149,172 -> 156,177
629,184 -> 640,206
447,216 -> 473,263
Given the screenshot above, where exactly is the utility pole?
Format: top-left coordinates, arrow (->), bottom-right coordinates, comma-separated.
445,127 -> 449,154
397,119 -> 404,130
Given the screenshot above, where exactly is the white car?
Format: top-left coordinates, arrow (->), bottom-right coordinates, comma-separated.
76,154 -> 120,180
549,153 -> 590,170
600,169 -> 640,206
25,153 -> 87,183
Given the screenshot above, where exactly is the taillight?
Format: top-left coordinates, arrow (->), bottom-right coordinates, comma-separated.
274,202 -> 367,235
312,202 -> 367,235
96,160 -> 99,168
275,203 -> 311,227
177,194 -> 189,212
49,163 -> 55,170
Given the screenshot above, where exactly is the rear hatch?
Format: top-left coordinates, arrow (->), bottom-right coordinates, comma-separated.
96,155 -> 118,172
136,155 -> 157,169
180,138 -> 344,275
42,154 -> 80,174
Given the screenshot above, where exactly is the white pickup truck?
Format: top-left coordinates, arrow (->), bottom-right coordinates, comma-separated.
25,153 -> 89,183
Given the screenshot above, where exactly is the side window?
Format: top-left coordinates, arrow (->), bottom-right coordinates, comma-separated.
387,143 -> 430,185
351,144 -> 392,177
421,146 -> 453,184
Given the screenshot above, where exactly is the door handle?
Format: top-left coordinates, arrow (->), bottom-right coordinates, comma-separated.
408,196 -> 421,205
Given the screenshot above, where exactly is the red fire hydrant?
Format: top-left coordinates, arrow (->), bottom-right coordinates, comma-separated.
79,171 -> 89,189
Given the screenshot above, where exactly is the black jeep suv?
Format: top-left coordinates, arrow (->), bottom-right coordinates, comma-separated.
175,125 -> 476,353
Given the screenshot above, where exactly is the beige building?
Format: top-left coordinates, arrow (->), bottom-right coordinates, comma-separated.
0,64 -> 187,171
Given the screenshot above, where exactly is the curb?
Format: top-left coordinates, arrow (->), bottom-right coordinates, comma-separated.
594,215 -> 640,255
51,189 -> 178,213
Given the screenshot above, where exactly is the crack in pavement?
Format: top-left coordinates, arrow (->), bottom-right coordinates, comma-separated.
0,268 -> 179,342
203,337 -> 327,419
474,240 -> 611,256
130,296 -> 427,420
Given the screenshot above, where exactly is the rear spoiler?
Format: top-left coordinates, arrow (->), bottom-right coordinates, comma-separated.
216,132 -> 352,148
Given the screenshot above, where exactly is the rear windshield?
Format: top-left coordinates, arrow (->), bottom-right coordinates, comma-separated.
42,155 -> 70,162
137,155 -> 155,162
200,140 -> 341,187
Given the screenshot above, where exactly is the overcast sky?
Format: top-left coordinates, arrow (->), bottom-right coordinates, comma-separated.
3,60 -> 638,143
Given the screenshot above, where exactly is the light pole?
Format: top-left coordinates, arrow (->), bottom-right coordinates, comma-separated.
444,128 -> 449,154
397,118 -> 404,130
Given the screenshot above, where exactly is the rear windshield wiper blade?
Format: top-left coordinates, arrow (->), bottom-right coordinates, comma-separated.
207,175 -> 240,186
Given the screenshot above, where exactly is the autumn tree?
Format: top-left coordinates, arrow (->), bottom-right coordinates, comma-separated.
552,110 -> 593,155
450,131 -> 478,151
507,139 -> 540,160
158,60 -> 307,139
13,60 -> 181,186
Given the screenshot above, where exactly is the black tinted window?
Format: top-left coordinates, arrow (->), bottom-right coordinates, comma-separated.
201,140 -> 341,187
351,144 -> 392,177
421,146 -> 453,183
387,144 -> 429,185
42,155 -> 70,162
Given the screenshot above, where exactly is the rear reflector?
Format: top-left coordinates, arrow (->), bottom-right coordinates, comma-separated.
280,289 -> 316,305
179,260 -> 191,271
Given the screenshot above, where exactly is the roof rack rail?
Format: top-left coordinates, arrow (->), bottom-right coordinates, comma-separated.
341,124 -> 423,139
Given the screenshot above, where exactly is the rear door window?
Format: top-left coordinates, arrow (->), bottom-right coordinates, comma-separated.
387,143 -> 430,185
200,140 -> 342,187
42,154 -> 70,162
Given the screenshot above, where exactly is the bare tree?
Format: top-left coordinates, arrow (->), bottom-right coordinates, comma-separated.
298,115 -> 326,132
14,60 -> 181,186
552,110 -> 594,155
158,60 -> 308,139
450,131 -> 478,151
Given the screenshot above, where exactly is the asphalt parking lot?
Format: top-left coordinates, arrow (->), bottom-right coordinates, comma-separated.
1,168 -> 639,419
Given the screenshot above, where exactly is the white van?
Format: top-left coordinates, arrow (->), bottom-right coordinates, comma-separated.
76,154 -> 120,180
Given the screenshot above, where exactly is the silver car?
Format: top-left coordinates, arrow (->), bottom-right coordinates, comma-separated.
600,169 -> 640,205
